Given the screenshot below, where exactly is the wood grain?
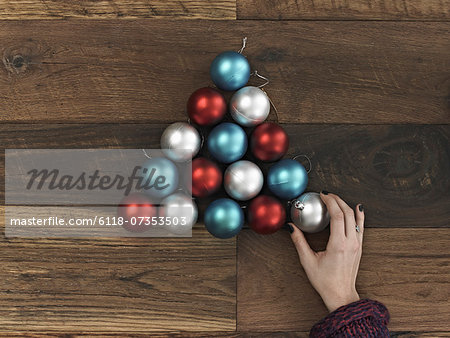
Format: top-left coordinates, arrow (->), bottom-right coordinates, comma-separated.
237,228 -> 450,332
237,0 -> 450,20
0,207 -> 236,332
1,20 -> 449,124
1,123 -> 448,228
0,331 -> 449,337
0,1 -> 236,20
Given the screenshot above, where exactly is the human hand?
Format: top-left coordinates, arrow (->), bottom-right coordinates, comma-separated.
288,191 -> 364,312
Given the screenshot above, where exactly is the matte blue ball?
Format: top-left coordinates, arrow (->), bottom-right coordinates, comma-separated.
207,122 -> 248,163
141,157 -> 179,199
267,159 -> 308,200
210,51 -> 251,91
204,198 -> 244,239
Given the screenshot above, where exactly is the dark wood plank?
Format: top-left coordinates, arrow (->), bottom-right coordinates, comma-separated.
0,211 -> 236,332
237,0 -> 450,20
1,20 -> 449,124
0,1 -> 236,20
237,228 -> 450,332
1,124 -> 448,228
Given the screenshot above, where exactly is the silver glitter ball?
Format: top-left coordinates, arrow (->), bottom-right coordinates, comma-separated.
161,122 -> 201,162
224,160 -> 264,201
160,192 -> 198,235
290,192 -> 330,233
230,86 -> 270,127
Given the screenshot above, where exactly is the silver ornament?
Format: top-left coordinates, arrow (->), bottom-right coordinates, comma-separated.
290,192 -> 330,233
230,86 -> 270,127
224,160 -> 264,201
160,192 -> 198,235
161,122 -> 201,162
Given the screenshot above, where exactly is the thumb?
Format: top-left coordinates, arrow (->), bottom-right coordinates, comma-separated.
287,222 -> 316,265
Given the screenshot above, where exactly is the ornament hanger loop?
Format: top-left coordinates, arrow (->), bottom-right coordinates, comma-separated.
292,154 -> 312,174
252,70 -> 270,88
238,37 -> 248,54
251,70 -> 279,122
142,149 -> 152,159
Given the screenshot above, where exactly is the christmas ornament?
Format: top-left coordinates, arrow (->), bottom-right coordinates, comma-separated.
210,51 -> 250,91
224,160 -> 263,201
160,192 -> 198,235
141,157 -> 179,199
267,159 -> 308,200
161,122 -> 201,162
187,87 -> 227,126
117,193 -> 158,233
191,157 -> 222,198
290,192 -> 330,233
230,86 -> 270,127
251,122 -> 289,161
248,195 -> 286,235
207,122 -> 248,163
204,198 -> 244,239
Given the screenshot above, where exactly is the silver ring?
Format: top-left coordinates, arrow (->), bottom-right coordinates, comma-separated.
355,225 -> 360,233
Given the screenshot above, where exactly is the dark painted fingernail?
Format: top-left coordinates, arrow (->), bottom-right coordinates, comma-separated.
321,190 -> 329,195
287,223 -> 294,233
359,204 -> 364,212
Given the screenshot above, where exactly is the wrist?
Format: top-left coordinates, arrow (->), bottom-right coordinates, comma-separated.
324,290 -> 360,313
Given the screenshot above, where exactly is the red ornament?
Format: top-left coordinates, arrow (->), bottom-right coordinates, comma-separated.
248,195 -> 286,235
191,157 -> 222,197
187,87 -> 227,126
117,193 -> 158,233
251,122 -> 289,162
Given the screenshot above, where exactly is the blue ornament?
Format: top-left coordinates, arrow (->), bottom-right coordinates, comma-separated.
204,198 -> 244,239
267,159 -> 308,200
141,157 -> 179,199
207,122 -> 248,163
210,51 -> 250,91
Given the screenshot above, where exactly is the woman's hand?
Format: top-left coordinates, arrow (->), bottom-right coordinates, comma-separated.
288,191 -> 364,313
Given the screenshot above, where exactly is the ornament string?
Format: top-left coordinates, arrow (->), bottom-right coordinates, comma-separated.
292,154 -> 312,174
252,70 -> 269,88
237,37 -> 248,54
252,70 -> 280,123
142,149 -> 152,159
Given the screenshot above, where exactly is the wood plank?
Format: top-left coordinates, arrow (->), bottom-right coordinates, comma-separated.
237,228 -> 450,332
0,207 -> 236,332
1,331 -> 449,337
0,332 -> 310,337
0,20 -> 449,124
237,0 -> 450,20
0,1 -> 236,20
1,124 -> 448,228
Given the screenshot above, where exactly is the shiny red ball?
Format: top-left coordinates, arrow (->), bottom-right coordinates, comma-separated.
191,157 -> 222,198
117,193 -> 158,233
248,195 -> 286,235
187,87 -> 227,126
251,122 -> 289,162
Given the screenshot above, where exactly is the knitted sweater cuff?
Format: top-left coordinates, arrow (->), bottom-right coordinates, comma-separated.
310,299 -> 390,337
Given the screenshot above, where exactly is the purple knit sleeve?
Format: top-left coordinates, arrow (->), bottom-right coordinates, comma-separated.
310,299 -> 390,337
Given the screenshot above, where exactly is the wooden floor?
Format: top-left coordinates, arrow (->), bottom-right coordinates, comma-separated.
0,1 -> 449,336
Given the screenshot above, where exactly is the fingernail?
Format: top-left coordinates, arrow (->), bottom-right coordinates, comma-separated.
321,190 -> 329,195
287,223 -> 294,233
359,204 -> 364,212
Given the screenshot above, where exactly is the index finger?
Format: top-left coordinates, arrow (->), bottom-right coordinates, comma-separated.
320,191 -> 345,242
